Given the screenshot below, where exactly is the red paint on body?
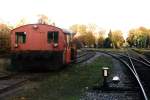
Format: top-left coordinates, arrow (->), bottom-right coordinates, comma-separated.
11,24 -> 66,52
65,48 -> 71,64
11,24 -> 76,68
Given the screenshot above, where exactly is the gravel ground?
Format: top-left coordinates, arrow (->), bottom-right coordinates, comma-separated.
80,52 -> 141,100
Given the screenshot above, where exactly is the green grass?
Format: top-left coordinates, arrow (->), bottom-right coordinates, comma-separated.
6,56 -> 113,100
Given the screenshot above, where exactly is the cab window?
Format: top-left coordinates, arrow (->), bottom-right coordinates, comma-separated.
53,32 -> 58,43
47,31 -> 53,43
47,31 -> 59,43
15,32 -> 26,44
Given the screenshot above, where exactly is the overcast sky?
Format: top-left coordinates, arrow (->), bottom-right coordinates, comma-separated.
0,0 -> 150,37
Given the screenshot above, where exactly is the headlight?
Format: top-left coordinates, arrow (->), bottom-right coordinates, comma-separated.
33,25 -> 38,29
14,44 -> 18,48
53,43 -> 58,47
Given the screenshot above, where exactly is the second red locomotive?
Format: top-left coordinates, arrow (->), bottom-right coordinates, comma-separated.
11,24 -> 76,70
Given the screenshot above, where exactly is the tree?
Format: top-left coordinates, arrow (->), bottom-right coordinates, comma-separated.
103,37 -> 112,48
96,29 -> 105,48
37,14 -> 50,24
98,36 -> 105,48
86,24 -> 97,32
108,30 -> 125,48
70,24 -> 96,47
77,31 -> 95,47
15,18 -> 28,27
0,23 -> 11,51
127,27 -> 150,48
126,30 -> 135,47
84,31 -> 95,46
70,24 -> 78,33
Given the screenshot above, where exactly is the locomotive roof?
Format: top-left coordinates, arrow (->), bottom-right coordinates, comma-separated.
11,24 -> 75,35
62,28 -> 75,35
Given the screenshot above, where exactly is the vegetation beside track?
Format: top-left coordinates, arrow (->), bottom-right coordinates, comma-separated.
4,56 -> 112,100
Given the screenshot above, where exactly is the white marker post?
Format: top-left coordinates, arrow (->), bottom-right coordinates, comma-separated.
102,67 -> 109,88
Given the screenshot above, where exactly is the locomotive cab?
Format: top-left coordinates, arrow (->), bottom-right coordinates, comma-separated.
10,24 -> 76,71
64,30 -> 76,61
62,29 -> 76,63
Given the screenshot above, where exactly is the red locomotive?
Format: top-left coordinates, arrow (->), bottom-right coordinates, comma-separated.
10,24 -> 76,70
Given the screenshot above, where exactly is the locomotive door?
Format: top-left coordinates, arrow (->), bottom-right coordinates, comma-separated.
29,31 -> 44,50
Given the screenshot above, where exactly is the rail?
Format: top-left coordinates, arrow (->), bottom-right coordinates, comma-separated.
98,51 -> 148,100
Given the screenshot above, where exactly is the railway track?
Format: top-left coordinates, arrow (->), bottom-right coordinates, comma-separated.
0,72 -> 31,98
127,49 -> 150,99
99,50 -> 150,100
129,49 -> 150,65
0,72 -> 51,99
72,50 -> 96,64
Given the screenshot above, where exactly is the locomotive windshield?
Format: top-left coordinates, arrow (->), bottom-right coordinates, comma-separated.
15,32 -> 26,44
47,31 -> 59,43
